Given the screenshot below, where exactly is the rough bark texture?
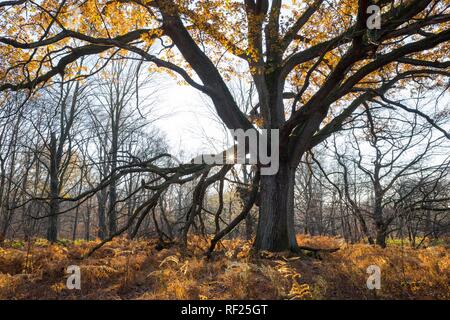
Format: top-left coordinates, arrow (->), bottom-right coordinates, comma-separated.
254,162 -> 298,252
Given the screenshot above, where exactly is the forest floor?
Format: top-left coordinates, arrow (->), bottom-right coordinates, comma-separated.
0,235 -> 448,300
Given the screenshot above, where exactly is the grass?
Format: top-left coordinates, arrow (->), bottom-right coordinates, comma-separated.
0,235 -> 448,300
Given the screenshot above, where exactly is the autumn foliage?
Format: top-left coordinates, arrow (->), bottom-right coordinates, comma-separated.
0,235 -> 448,300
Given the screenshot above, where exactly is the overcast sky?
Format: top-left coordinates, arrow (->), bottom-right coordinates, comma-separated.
152,77 -> 231,161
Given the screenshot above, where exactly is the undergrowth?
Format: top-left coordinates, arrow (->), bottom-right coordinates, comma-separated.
0,235 -> 448,300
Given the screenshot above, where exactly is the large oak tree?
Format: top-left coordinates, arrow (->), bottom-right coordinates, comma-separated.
0,0 -> 449,251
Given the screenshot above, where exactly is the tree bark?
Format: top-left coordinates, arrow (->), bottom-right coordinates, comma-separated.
254,161 -> 298,252
108,118 -> 119,235
375,227 -> 387,248
85,202 -> 91,241
47,133 -> 59,243
374,203 -> 387,248
97,191 -> 107,239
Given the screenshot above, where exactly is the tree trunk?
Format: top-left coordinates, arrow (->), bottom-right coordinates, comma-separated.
108,119 -> 119,235
245,214 -> 253,241
373,201 -> 387,248
254,162 -> 298,252
355,213 -> 374,245
47,133 -> 59,243
0,159 -> 7,244
375,227 -> 387,248
47,196 -> 59,243
72,206 -> 79,241
242,166 -> 253,241
97,192 -> 107,239
85,204 -> 91,241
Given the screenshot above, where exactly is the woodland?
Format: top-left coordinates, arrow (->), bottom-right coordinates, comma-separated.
0,0 -> 449,300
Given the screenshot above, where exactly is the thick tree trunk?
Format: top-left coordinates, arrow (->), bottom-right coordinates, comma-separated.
375,227 -> 387,248
47,196 -> 59,243
254,162 -> 298,252
374,204 -> 387,248
97,192 -> 107,239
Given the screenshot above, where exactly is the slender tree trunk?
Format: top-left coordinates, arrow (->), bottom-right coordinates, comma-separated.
355,212 -> 374,244
0,160 -> 7,244
245,214 -> 253,241
242,166 -> 253,240
108,177 -> 118,234
85,199 -> 91,241
373,172 -> 387,247
108,119 -> 119,235
425,210 -> 432,240
254,161 -> 298,252
72,206 -> 79,241
47,133 -> 59,243
97,192 -> 107,239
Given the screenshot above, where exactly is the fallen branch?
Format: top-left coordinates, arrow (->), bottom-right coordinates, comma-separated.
297,245 -> 340,253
